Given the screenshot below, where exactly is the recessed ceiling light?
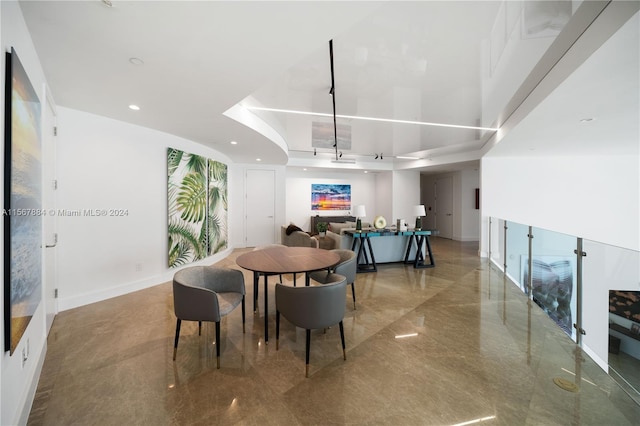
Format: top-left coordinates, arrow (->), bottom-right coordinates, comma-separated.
247,106 -> 499,132
364,171 -> 368,174
256,158 -> 262,162
303,168 -> 307,171
129,104 -> 140,111
230,141 -> 238,145
129,57 -> 144,66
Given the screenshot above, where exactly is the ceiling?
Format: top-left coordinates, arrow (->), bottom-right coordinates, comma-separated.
18,1 -> 639,174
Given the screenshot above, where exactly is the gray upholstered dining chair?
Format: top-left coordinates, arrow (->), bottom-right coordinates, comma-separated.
275,274 -> 347,377
172,266 -> 245,368
309,249 -> 358,309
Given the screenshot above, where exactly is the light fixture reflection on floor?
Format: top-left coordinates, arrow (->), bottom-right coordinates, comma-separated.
451,415 -> 496,426
394,333 -> 418,339
561,368 -> 597,387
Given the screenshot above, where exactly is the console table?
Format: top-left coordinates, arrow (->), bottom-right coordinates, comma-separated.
349,231 -> 378,272
401,230 -> 435,269
346,230 -> 435,273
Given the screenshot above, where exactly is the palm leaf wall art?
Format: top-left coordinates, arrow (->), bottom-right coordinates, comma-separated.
207,159 -> 228,255
167,148 -> 228,267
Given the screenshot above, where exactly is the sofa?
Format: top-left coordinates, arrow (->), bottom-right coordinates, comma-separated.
327,221 -> 371,235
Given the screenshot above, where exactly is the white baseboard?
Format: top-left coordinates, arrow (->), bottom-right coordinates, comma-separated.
17,339 -> 47,426
582,343 -> 608,373
58,247 -> 233,311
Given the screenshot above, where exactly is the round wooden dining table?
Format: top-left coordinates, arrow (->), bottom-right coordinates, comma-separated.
236,246 -> 340,343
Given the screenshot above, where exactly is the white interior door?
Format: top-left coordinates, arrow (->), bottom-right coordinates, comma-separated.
42,91 -> 58,333
245,169 -> 275,247
436,176 -> 453,239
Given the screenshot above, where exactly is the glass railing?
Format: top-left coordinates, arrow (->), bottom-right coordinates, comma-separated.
489,217 -> 640,405
583,240 -> 640,403
505,221 -> 529,292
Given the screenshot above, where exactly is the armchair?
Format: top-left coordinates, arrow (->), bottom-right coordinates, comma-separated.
172,266 -> 246,368
309,249 -> 357,309
275,275 -> 347,377
281,225 -> 319,248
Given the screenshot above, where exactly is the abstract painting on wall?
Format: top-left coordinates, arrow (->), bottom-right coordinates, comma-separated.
167,148 -> 227,267
4,48 -> 43,354
311,183 -> 351,211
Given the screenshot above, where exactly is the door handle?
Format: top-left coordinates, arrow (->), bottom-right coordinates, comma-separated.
46,233 -> 58,248
446,213 -> 452,216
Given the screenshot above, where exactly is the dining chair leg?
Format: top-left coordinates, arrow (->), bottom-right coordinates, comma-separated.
351,283 -> 356,309
173,319 -> 181,361
275,310 -> 280,350
339,321 -> 346,360
305,329 -> 311,378
215,321 -> 221,369
241,296 -> 246,333
198,321 -> 202,336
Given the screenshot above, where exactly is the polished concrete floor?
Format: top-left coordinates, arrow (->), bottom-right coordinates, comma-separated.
28,238 -> 640,425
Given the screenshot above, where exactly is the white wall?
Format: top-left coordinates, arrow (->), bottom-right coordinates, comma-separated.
375,172 -> 393,226
481,155 -> 639,252
390,170 -> 421,227
55,107 -> 234,310
283,170 -> 421,234
285,170 -> 377,232
1,2 -> 50,424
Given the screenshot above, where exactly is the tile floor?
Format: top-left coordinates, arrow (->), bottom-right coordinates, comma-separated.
27,238 -> 640,425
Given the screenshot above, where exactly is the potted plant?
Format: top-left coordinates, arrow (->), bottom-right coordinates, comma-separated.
316,222 -> 328,237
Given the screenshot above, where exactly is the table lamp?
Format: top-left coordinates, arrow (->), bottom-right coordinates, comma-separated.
353,205 -> 366,232
413,205 -> 426,231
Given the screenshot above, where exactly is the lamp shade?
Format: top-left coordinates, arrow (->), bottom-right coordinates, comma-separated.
354,205 -> 366,218
413,205 -> 426,217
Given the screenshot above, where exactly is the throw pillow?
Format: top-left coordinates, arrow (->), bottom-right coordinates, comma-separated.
286,224 -> 303,235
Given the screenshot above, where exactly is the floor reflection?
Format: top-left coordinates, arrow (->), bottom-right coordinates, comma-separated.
28,238 -> 640,425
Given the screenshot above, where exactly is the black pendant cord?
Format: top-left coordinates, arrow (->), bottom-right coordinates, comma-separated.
329,40 -> 338,161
